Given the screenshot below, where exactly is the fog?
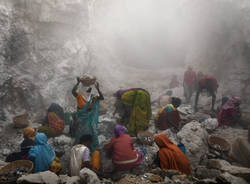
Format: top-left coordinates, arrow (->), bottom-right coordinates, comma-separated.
89,0 -> 245,73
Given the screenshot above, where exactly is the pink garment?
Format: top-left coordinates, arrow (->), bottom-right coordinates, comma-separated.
218,97 -> 241,126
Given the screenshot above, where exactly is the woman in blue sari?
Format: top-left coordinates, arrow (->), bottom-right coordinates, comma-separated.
72,79 -> 104,151
28,133 -> 55,173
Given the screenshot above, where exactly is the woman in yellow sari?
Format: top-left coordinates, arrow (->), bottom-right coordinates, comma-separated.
114,88 -> 152,136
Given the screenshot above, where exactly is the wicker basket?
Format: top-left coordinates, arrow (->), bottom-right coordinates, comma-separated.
208,135 -> 230,152
137,131 -> 154,145
79,76 -> 96,86
13,113 -> 30,128
0,160 -> 33,184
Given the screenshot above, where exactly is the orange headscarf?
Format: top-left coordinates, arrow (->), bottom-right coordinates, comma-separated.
154,133 -> 191,175
23,127 -> 36,139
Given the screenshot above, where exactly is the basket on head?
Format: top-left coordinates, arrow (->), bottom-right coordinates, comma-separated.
137,131 -> 154,145
79,75 -> 96,86
208,135 -> 230,152
0,160 -> 33,184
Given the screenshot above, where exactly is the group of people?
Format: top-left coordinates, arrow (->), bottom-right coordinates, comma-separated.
5,70 -> 242,177
68,78 -> 190,177
6,127 -> 61,174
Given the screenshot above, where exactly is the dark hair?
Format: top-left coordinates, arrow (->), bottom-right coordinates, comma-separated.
80,134 -> 92,144
172,97 -> 181,108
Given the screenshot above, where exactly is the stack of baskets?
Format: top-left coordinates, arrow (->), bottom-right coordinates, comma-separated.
0,160 -> 33,184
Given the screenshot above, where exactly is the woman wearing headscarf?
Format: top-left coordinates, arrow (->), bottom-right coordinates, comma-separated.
218,97 -> 241,126
154,133 -> 191,175
155,97 -> 182,131
6,127 -> 36,162
72,78 -> 104,151
105,125 -> 143,170
113,88 -> 152,136
28,133 -> 56,173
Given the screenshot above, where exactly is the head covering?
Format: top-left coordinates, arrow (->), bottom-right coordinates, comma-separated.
154,133 -> 191,175
29,133 -> 55,173
114,124 -> 126,137
232,96 -> 241,105
23,127 -> 36,139
116,89 -> 125,99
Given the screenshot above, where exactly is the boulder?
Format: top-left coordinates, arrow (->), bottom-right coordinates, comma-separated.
217,172 -> 248,184
17,171 -> 59,184
59,175 -> 81,184
164,129 -> 179,145
230,138 -> 250,167
2,148 -> 11,156
187,112 -> 211,123
177,121 -> 209,168
53,135 -> 72,146
195,166 -> 221,179
208,159 -> 250,182
201,118 -> 218,132
79,168 -> 100,184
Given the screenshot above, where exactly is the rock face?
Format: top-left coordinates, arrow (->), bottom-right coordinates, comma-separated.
17,171 -> 59,184
0,0 -> 91,121
177,120 -> 209,168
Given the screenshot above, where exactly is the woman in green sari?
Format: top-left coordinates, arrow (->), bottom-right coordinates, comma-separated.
114,88 -> 152,136
72,80 -> 104,151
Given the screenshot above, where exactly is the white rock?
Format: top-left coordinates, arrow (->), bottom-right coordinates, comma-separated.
208,159 -> 250,182
177,121 -> 209,168
17,171 -> 59,184
79,168 -> 100,184
59,175 -> 81,184
201,118 -> 218,132
2,148 -> 11,156
98,134 -> 107,145
164,129 -> 179,145
219,172 -> 248,184
54,135 -> 72,146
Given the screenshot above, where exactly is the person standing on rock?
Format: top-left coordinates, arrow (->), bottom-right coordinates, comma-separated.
194,74 -> 219,112
72,77 -> 104,151
155,97 -> 182,131
183,66 -> 196,103
154,133 -> 191,175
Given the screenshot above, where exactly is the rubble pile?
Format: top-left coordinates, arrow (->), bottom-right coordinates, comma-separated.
0,101 -> 249,184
